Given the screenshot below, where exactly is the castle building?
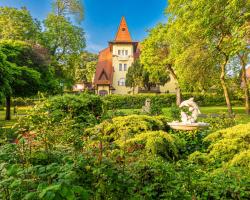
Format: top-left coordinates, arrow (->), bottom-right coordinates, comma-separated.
93,17 -> 176,95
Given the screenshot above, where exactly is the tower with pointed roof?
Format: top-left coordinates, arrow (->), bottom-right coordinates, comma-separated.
94,16 -> 140,95
93,17 -> 176,95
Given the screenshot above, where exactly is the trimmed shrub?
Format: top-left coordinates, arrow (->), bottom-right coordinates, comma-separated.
189,122 -> 250,167
85,115 -> 170,141
117,131 -> 184,160
103,93 -> 243,109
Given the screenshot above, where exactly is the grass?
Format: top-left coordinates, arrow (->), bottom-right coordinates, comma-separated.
117,106 -> 250,124
0,106 -> 249,130
0,106 -> 32,129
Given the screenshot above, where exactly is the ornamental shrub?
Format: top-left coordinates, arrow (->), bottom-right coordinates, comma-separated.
14,94 -> 104,150
103,93 -> 243,109
117,131 -> 184,160
85,115 -> 170,141
189,122 -> 250,168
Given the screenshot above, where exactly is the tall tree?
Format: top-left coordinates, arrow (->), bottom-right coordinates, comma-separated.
52,0 -> 84,23
238,52 -> 250,114
42,0 -> 85,85
74,51 -> 98,83
167,0 -> 249,114
0,7 -> 40,41
126,59 -> 169,94
141,24 -> 181,105
0,40 -> 59,120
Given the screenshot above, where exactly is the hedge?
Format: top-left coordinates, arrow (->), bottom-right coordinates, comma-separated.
103,93 -> 243,109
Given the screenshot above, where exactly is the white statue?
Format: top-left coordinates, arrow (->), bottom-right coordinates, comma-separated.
179,97 -> 201,123
142,98 -> 151,113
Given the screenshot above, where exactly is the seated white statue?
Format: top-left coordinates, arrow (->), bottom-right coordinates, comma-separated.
179,97 -> 201,123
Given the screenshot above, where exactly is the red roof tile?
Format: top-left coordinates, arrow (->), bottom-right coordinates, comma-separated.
114,16 -> 132,42
94,47 -> 113,85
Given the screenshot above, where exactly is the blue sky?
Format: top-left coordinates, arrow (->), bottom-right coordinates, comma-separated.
0,0 -> 168,53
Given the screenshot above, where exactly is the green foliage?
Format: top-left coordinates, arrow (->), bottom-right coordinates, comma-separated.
42,13 -> 85,84
126,59 -> 169,92
201,115 -> 236,131
170,104 -> 181,120
0,7 -> 40,41
74,51 -> 98,83
86,115 -> 169,141
118,131 -> 184,160
14,94 -> 104,150
171,129 -> 210,156
201,122 -> 250,167
103,93 -> 243,110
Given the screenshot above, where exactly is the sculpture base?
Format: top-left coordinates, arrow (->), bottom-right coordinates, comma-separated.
168,122 -> 209,131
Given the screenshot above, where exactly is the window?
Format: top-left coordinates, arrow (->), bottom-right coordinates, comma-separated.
122,28 -> 126,31
124,64 -> 127,71
125,50 -> 128,55
118,50 -> 121,55
119,63 -> 122,71
118,78 -> 125,86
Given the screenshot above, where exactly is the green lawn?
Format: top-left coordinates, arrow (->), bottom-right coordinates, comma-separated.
1,106 -> 249,130
118,106 -> 250,124
0,106 -> 32,129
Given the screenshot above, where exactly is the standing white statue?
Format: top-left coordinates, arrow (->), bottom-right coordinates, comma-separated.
179,97 -> 201,123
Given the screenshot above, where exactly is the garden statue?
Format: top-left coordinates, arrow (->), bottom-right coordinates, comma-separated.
142,98 -> 151,113
168,97 -> 209,130
179,97 -> 201,123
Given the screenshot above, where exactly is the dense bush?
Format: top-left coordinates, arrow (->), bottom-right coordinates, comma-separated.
85,115 -> 170,141
189,122 -> 250,167
103,93 -> 243,109
1,103 -> 249,199
13,94 -> 104,150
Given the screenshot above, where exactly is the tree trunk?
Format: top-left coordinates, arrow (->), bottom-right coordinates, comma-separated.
220,58 -> 233,115
239,53 -> 250,114
167,65 -> 181,105
5,96 -> 11,121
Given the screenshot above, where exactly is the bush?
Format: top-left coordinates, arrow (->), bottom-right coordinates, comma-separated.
118,131 -> 184,160
171,129 -> 210,156
189,122 -> 250,168
103,93 -> 243,110
14,94 -> 104,150
85,115 -> 170,142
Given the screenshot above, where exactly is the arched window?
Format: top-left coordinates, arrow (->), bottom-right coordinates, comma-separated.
118,78 -> 125,86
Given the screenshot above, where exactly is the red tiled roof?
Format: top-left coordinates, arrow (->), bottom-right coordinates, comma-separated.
94,17 -> 141,86
94,47 -> 113,85
114,16 -> 132,42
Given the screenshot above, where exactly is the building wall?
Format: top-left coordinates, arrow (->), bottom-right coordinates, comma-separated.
112,44 -> 135,94
96,85 -> 111,95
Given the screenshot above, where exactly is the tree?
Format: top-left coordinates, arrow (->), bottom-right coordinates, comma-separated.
126,59 -> 169,94
0,7 -> 40,41
0,40 -> 60,120
52,0 -> 84,23
140,24 -> 181,105
238,52 -> 250,114
0,51 -> 11,101
73,51 -> 98,83
42,0 -> 85,85
167,0 -> 249,114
